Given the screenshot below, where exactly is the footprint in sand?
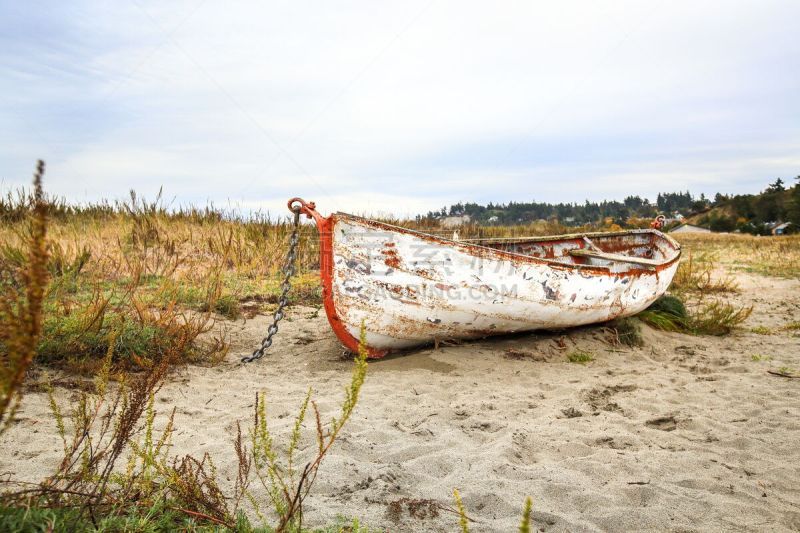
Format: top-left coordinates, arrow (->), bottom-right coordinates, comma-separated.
582,384 -> 637,414
594,435 -> 637,450
646,415 -> 677,431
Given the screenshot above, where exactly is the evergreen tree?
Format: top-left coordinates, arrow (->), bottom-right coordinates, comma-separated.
788,176 -> 800,226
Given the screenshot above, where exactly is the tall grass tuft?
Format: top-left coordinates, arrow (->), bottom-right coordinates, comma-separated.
671,251 -> 738,296
246,322 -> 369,531
453,489 -> 469,533
639,294 -> 751,336
689,299 -> 753,336
0,161 -> 49,433
519,496 -> 533,533
638,295 -> 688,332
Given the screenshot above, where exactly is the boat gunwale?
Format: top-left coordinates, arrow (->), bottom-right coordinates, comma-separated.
333,212 -> 682,275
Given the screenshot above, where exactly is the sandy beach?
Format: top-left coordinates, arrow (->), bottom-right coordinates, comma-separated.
3,271 -> 799,532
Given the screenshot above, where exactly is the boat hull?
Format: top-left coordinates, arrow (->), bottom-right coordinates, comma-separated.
294,200 -> 681,357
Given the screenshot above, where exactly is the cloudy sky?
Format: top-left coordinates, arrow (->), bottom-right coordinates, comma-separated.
2,1 -> 799,217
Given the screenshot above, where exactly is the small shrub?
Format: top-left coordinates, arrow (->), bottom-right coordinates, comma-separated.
567,349 -> 593,364
647,295 -> 688,319
689,300 -> 752,336
671,252 -> 738,295
639,294 -> 690,332
199,293 -> 241,320
610,317 -> 644,347
637,294 -> 689,331
214,294 -> 241,319
639,294 -> 751,336
750,326 -> 772,335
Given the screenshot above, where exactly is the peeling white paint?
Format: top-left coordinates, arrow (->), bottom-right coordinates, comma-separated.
330,215 -> 680,350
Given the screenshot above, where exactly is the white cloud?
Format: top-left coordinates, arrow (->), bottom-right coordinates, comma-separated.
1,0 -> 798,215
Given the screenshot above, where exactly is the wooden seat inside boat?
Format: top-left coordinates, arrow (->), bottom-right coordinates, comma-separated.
467,230 -> 674,268
567,236 -> 660,267
568,248 -> 660,267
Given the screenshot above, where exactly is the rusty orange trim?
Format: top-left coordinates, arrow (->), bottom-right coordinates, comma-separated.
288,198 -> 388,358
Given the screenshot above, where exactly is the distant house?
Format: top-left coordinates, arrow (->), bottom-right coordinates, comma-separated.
663,212 -> 685,225
772,222 -> 793,235
669,223 -> 711,234
440,214 -> 471,228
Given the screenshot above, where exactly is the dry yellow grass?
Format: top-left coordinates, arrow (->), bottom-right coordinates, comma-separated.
673,232 -> 800,279
3,193 -> 794,373
0,203 -> 321,371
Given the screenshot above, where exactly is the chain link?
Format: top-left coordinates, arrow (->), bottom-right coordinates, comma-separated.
242,206 -> 302,363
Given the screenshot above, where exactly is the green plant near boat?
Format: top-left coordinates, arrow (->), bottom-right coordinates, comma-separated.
567,349 -> 594,364
638,294 -> 751,336
638,295 -> 688,332
689,299 -> 752,336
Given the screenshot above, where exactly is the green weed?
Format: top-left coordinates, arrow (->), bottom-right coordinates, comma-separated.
1,323 -> 370,532
639,295 -> 751,336
519,496 -> 533,533
453,489 -> 469,533
689,300 -> 752,336
452,489 -> 532,533
567,349 -> 594,364
671,251 -> 738,296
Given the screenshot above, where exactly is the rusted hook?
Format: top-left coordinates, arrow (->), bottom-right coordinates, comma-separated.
650,215 -> 666,230
287,197 -> 316,217
287,197 -> 326,227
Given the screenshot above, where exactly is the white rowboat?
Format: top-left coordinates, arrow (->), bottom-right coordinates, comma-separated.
290,199 -> 681,357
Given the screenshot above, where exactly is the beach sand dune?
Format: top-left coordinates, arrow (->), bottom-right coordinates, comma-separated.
3,272 -> 799,532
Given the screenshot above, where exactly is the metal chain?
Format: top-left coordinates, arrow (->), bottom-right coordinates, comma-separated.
242,206 -> 302,363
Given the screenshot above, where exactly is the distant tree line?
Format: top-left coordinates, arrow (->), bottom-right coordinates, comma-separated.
422,176 -> 800,234
701,177 -> 800,234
